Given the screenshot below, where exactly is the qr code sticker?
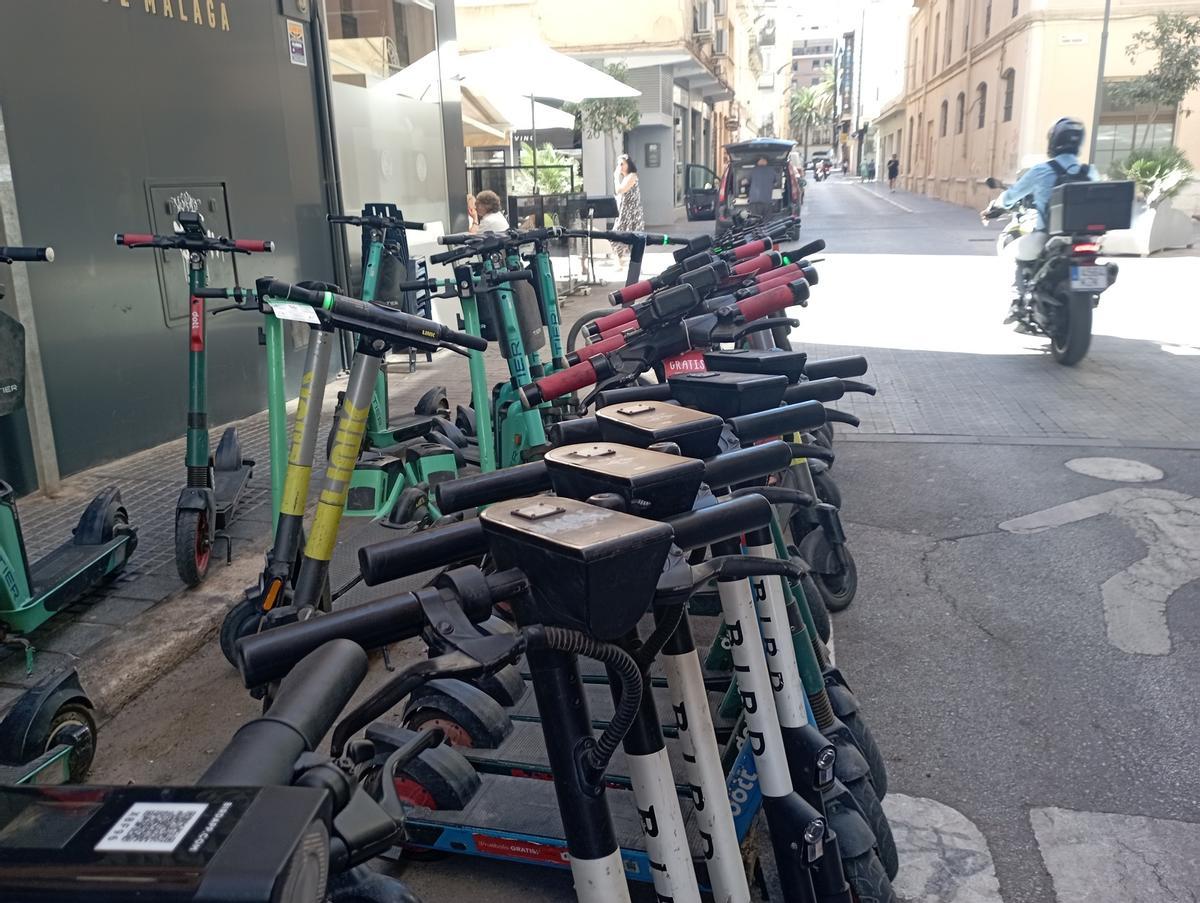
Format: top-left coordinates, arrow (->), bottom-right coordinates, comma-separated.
95,802 -> 208,853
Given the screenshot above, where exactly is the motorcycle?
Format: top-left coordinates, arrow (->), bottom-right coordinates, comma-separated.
981,175 -> 1120,366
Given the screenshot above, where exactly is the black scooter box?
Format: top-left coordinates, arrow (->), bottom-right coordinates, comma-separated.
704,349 -> 809,384
668,371 -> 788,419
596,401 -> 726,459
544,443 -> 705,519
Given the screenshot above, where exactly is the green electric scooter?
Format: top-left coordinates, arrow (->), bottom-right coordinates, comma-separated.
327,208 -> 462,521
0,244 -> 138,785
115,214 -> 274,586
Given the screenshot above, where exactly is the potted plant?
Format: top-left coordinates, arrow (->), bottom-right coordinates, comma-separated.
1101,147 -> 1195,255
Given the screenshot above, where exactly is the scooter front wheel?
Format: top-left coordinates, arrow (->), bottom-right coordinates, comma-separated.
219,595 -> 261,667
844,850 -> 899,903
175,509 -> 211,587
45,702 -> 98,783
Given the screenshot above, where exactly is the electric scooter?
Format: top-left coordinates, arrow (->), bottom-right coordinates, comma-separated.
0,245 -> 138,785
115,214 -> 274,586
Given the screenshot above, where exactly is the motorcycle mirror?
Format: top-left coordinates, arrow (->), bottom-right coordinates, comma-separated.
985,177 -> 1000,189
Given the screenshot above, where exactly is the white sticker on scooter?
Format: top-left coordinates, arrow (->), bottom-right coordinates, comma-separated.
270,302 -> 320,324
95,802 -> 207,853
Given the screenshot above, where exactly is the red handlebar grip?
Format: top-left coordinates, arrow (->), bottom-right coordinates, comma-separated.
735,283 -> 803,322
526,359 -> 598,406
116,233 -> 156,247
591,306 -> 637,335
234,239 -> 275,253
754,262 -> 801,285
570,331 -> 629,363
731,252 -> 782,278
611,279 -> 654,305
731,239 -> 771,260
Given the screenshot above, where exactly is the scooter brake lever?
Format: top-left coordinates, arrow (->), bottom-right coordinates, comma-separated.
690,554 -> 804,586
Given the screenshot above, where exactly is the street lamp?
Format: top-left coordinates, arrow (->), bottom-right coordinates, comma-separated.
1088,0 -> 1113,161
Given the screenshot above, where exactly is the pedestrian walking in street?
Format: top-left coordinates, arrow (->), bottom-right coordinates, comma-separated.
613,154 -> 644,262
868,160 -> 877,182
887,154 -> 900,192
475,190 -> 510,233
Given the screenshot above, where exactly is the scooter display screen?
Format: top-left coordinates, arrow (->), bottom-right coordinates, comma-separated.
0,794 -> 100,849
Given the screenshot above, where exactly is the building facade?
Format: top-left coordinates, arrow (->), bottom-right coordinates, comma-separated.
456,0 -> 772,223
898,0 -> 1200,212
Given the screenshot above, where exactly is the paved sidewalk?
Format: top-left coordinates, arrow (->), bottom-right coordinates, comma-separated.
0,286 -> 609,718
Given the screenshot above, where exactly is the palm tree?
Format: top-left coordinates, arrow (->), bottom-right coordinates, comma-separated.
788,70 -> 835,165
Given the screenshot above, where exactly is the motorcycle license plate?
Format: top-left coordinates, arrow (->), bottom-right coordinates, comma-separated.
1069,265 -> 1107,291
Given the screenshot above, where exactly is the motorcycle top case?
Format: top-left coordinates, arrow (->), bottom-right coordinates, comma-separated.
1048,180 -> 1134,235
667,370 -> 788,419
703,348 -> 809,384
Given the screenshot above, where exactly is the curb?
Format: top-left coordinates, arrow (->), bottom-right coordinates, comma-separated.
78,555 -> 263,722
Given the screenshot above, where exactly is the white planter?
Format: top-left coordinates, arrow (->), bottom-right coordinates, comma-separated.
1101,198 -> 1195,256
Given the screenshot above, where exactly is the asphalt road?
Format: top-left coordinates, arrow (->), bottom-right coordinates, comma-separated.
92,176 -> 1200,902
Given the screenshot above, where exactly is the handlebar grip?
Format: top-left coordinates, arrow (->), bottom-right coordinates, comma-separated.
840,379 -> 877,396
435,460 -> 551,514
752,266 -> 803,293
204,640 -> 369,784
233,239 -> 275,253
702,440 -> 792,488
590,306 -> 638,336
548,416 -> 602,446
803,355 -> 868,381
824,409 -> 861,428
438,231 -> 477,246
611,279 -> 654,306
728,401 -> 826,443
359,520 -> 487,586
114,233 -> 156,247
445,327 -> 488,352
430,246 -> 475,265
730,251 -> 782,278
237,596 -> 425,689
735,281 -> 808,323
522,358 -> 599,407
782,377 -> 846,405
730,239 -> 771,260
667,494 -> 774,551
567,331 -> 628,365
0,246 -> 54,262
792,238 -> 826,259
594,383 -> 673,408
673,234 -> 713,262
259,278 -> 326,308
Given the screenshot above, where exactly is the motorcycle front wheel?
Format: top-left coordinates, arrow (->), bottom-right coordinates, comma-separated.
1050,289 -> 1093,366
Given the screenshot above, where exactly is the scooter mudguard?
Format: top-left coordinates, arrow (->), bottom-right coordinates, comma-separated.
826,725 -> 871,786
365,723 -> 481,810
402,678 -> 512,749
73,486 -> 126,546
176,487 -> 215,518
822,779 -> 878,860
824,676 -> 859,715
414,386 -> 450,418
0,668 -> 91,765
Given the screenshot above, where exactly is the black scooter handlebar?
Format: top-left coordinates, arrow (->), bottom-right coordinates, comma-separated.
727,400 -> 827,443
803,355 -> 868,381
203,640 -> 368,785
359,520 -> 486,586
702,441 -> 792,488
435,460 -> 551,514
668,494 -> 774,550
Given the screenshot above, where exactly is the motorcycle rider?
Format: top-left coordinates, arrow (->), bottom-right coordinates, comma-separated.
982,117 -> 1098,324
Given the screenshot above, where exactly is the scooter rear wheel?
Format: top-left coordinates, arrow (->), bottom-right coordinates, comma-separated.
219,595 -> 261,667
175,509 -> 211,587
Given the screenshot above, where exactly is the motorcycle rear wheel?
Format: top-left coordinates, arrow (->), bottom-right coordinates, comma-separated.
1050,290 -> 1093,366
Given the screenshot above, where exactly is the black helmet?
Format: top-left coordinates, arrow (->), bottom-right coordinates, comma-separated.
1047,118 -> 1085,156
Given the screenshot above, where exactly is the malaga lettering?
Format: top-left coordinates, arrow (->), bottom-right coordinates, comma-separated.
103,0 -> 231,32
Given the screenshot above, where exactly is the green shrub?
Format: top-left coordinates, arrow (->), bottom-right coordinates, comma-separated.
1109,146 -> 1194,207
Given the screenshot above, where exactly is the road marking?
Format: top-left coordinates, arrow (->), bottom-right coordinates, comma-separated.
884,794 -> 1003,902
999,458 -> 1200,655
1031,807 -> 1200,903
849,181 -> 915,213
1064,457 -> 1164,482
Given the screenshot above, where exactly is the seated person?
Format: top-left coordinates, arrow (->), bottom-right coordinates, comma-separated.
476,190 -> 510,233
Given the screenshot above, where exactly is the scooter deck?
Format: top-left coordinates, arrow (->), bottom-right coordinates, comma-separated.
403,772 -> 708,880
507,679 -> 735,740
212,464 -> 252,529
21,538 -> 133,631
463,719 -> 696,792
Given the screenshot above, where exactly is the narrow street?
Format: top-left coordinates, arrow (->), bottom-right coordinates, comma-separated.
93,177 -> 1200,903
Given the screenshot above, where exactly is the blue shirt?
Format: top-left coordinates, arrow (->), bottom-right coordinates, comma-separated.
999,153 -> 1099,229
